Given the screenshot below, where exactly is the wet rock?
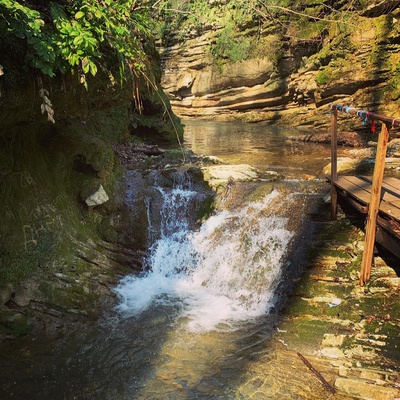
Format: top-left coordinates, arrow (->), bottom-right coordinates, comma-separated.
289,131 -> 366,147
274,203 -> 400,399
335,377 -> 400,400
54,272 -> 75,283
0,283 -> 14,306
201,164 -> 259,189
13,280 -> 40,307
322,157 -> 373,175
203,164 -> 259,179
0,310 -> 31,339
202,155 -> 223,164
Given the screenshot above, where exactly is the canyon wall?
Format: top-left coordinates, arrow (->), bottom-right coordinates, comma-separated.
159,1 -> 400,131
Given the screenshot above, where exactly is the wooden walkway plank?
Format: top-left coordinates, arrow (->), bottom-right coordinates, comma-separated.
334,176 -> 370,205
382,177 -> 400,195
333,176 -> 400,222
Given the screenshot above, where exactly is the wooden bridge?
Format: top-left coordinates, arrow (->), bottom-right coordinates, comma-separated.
328,105 -> 400,286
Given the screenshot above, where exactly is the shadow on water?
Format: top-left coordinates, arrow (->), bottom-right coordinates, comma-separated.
0,306 -> 181,399
0,122 -> 341,399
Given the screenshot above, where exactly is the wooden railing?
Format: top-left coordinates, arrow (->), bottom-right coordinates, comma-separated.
330,105 -> 400,286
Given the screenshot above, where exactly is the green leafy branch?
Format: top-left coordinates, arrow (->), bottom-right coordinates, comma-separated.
0,0 -> 155,91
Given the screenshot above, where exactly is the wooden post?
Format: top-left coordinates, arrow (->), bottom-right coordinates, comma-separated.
330,108 -> 338,221
360,122 -> 390,286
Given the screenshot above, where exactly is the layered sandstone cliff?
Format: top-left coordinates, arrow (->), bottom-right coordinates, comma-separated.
159,1 -> 400,129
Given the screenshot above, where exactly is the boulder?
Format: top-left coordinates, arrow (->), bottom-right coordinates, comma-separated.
85,185 -> 109,207
0,283 -> 13,306
323,157 -> 373,175
201,164 -> 259,188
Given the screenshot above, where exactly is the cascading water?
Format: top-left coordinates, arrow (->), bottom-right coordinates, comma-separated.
114,175 -> 295,332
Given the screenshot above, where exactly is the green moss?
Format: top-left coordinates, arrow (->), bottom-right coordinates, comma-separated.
163,148 -> 188,161
0,109 -> 126,284
98,217 -> 119,243
0,310 -> 32,337
197,195 -> 216,222
382,59 -> 400,102
243,183 -> 275,203
38,273 -> 99,312
277,317 -> 344,352
283,297 -> 321,316
211,22 -> 256,63
315,68 -> 331,85
293,18 -> 329,42
362,313 -> 400,363
374,14 -> 395,41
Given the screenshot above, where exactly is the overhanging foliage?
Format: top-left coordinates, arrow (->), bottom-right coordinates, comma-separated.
0,0 -> 154,89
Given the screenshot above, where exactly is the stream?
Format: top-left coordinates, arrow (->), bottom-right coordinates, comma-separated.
1,121 -> 344,399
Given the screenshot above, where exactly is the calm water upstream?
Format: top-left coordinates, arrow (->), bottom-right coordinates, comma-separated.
1,121 -> 344,399
183,120 -> 336,179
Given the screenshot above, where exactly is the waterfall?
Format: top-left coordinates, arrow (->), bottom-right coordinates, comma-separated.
114,177 -> 294,332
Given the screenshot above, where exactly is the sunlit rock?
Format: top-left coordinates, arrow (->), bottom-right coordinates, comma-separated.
322,157 -> 372,175
201,164 -> 259,188
322,334 -> 346,347
320,347 -> 345,359
335,377 -> 400,400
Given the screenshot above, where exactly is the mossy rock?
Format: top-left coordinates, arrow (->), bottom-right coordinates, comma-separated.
0,309 -> 32,338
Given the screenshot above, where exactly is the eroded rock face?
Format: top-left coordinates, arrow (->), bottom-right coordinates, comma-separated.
161,42 -> 290,119
0,42 -> 183,338
159,4 -> 400,129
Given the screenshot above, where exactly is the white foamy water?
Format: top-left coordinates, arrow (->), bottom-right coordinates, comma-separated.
114,187 -> 294,332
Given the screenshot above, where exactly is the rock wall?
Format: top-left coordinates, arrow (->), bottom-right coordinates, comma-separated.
159,1 -> 400,130
0,41 -> 183,337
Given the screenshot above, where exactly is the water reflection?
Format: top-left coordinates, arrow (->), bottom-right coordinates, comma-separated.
183,120 -> 336,178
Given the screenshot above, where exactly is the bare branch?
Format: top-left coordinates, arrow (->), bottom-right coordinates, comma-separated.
254,3 -> 356,27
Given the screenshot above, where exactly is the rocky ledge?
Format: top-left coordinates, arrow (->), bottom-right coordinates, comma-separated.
272,207 -> 400,399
